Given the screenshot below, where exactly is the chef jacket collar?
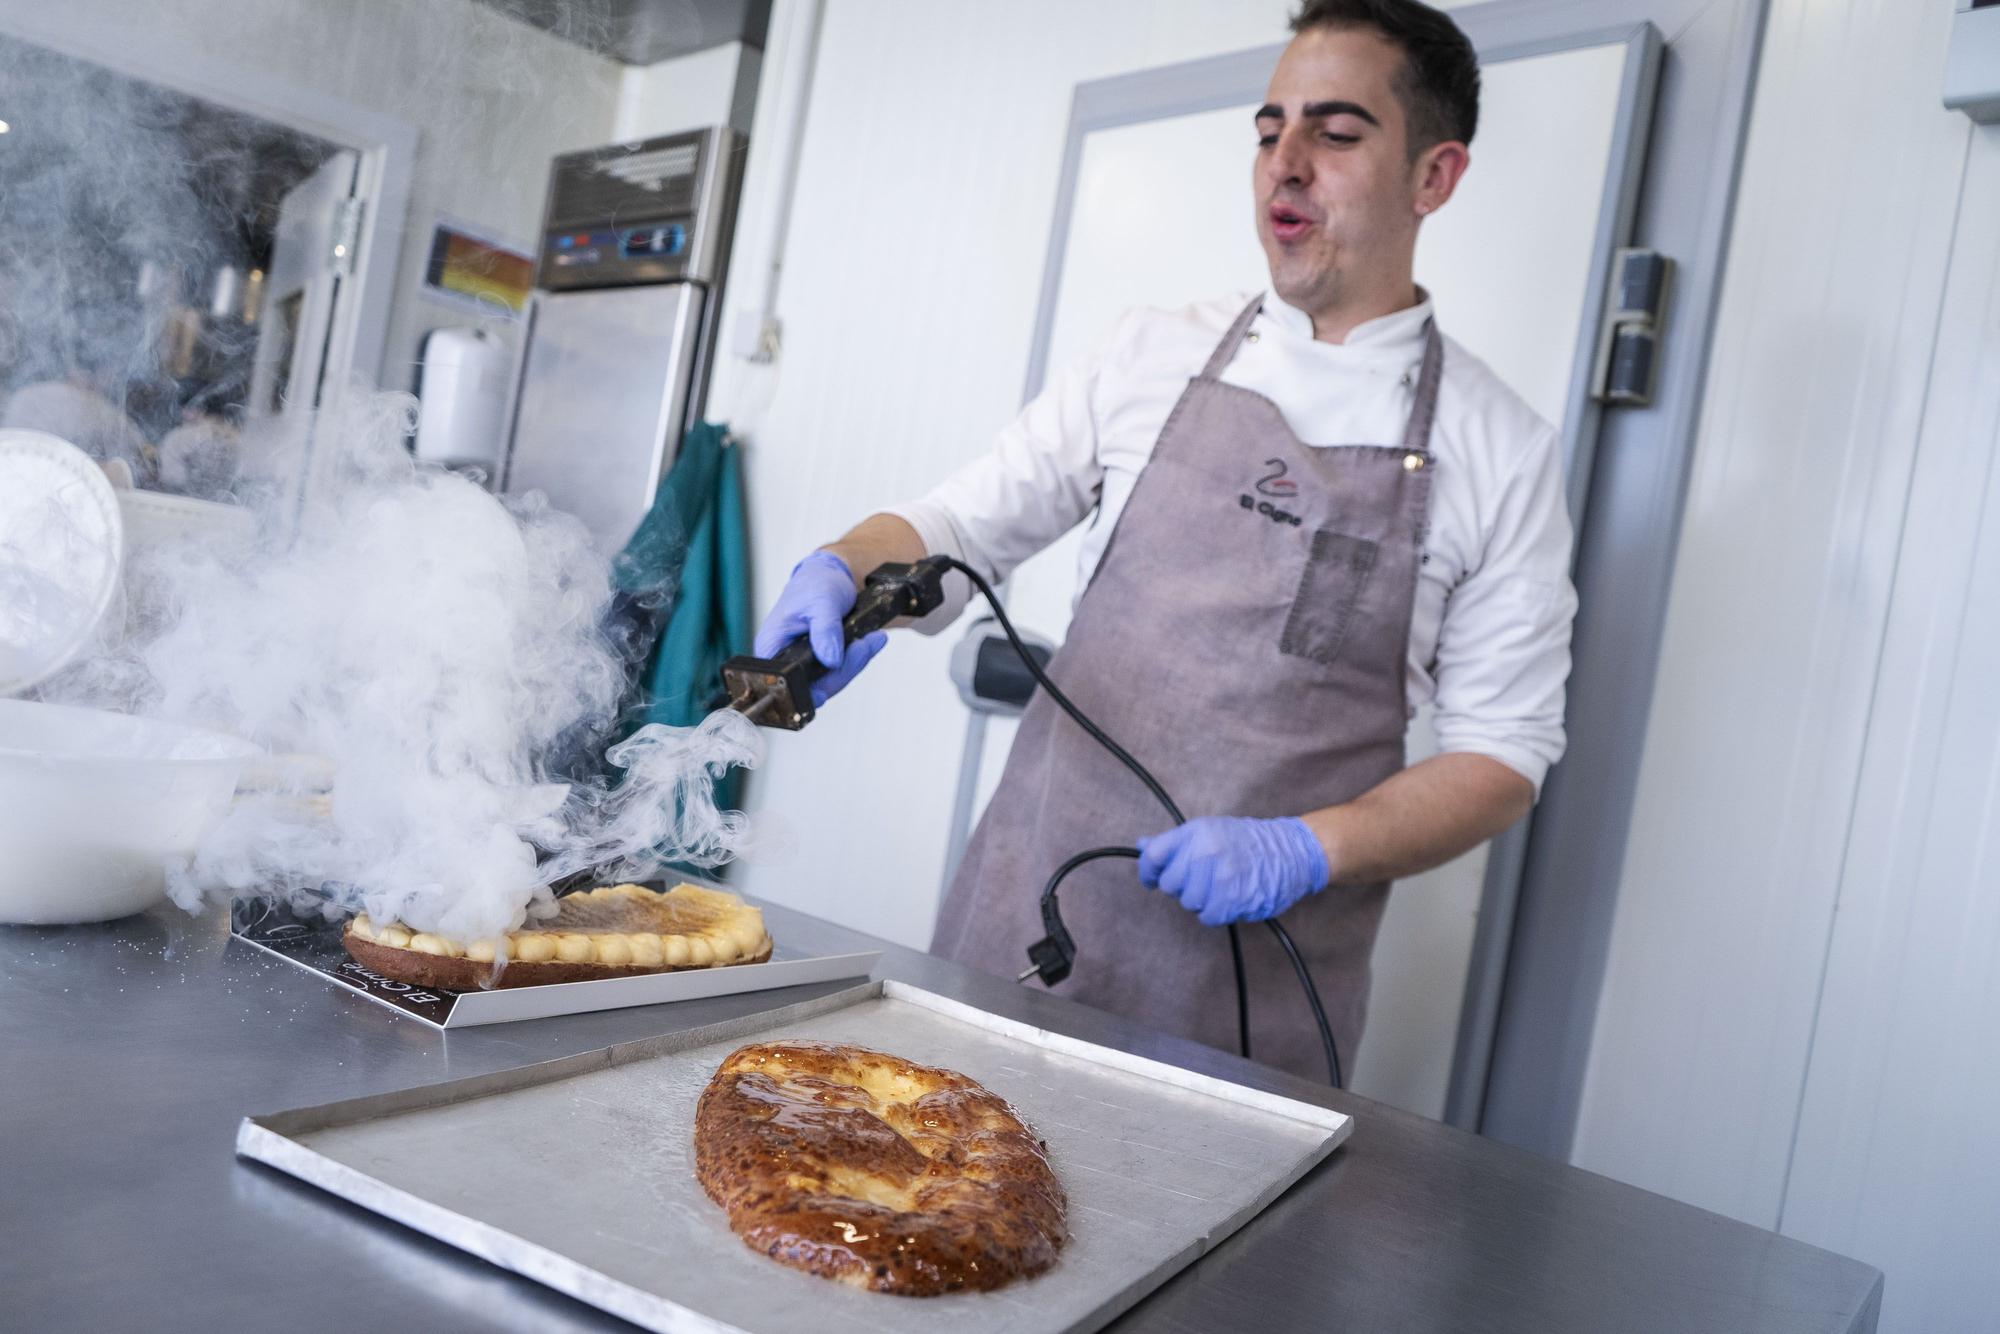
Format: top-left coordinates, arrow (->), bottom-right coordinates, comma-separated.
1263,285 -> 1435,351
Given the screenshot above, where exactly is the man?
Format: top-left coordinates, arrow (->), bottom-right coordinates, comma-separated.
755,0 -> 1575,1081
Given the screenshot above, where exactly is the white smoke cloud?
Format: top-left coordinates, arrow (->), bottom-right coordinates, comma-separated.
40,388 -> 761,942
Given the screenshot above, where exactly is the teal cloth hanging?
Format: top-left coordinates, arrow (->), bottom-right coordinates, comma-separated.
612,421 -> 752,812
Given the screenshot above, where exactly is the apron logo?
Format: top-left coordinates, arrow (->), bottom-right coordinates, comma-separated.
1239,493 -> 1303,526
1242,458 -> 1304,526
1255,458 -> 1299,497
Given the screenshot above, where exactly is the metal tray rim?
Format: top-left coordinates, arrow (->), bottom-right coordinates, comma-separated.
240,982 -> 880,1136
877,980 -> 1351,1135
236,1119 -> 743,1334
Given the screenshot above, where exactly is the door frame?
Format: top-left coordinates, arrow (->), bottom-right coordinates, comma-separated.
1008,0 -> 1770,1156
0,12 -> 416,396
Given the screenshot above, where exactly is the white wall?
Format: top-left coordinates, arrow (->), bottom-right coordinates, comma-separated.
709,0 -> 1300,947
0,0 -> 627,391
614,41 -> 759,141
1573,1 -> 1998,1327
1780,118 -> 2000,1332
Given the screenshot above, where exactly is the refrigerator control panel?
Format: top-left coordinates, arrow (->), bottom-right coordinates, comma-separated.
542,219 -> 692,289
532,127 -> 742,291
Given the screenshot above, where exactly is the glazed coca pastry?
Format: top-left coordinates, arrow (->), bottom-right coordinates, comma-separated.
693,1040 -> 1067,1295
342,883 -> 771,990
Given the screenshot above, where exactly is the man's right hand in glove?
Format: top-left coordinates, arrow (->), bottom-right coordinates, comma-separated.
754,550 -> 888,708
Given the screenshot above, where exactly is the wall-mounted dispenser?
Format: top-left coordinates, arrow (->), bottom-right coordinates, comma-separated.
1945,0 -> 2000,123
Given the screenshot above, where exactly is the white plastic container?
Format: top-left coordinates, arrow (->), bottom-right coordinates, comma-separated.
415,326 -> 510,476
0,699 -> 261,924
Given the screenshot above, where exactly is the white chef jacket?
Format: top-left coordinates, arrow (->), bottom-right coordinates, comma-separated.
886,289 -> 1576,795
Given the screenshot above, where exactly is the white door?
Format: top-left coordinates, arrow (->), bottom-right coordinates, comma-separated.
244,148 -> 357,449
960,30 -> 1657,1119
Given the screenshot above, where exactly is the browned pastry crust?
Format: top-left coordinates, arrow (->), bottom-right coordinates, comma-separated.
338,883 -> 772,991
341,931 -> 772,991
694,1040 -> 1067,1296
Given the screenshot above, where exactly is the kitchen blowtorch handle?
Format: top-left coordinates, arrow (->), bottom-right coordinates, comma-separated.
718,555 -> 952,728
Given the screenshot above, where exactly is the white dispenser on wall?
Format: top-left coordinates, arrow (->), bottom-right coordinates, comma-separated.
414,326 -> 510,479
1946,0 -> 2000,122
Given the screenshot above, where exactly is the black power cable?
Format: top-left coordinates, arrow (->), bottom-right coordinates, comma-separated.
1227,925 -> 1252,1062
944,557 -> 1341,1088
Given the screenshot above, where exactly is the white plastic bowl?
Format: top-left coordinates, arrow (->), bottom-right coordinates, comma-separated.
0,699 -> 261,924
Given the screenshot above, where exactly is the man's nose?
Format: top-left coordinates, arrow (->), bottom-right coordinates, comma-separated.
1263,125 -> 1312,191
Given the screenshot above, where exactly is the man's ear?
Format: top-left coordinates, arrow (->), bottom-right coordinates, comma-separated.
1412,141 -> 1470,218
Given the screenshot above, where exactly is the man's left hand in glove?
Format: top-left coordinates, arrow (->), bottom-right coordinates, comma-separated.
1135,816 -> 1331,927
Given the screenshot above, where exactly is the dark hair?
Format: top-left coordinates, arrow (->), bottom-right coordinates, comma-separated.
1289,0 -> 1480,153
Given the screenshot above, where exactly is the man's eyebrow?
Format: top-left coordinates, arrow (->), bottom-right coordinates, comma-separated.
1304,100 -> 1380,126
1253,100 -> 1381,127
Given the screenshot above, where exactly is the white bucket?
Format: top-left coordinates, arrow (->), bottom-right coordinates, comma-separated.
0,699 -> 261,924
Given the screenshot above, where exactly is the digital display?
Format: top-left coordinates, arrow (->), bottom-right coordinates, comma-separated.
619,224 -> 687,258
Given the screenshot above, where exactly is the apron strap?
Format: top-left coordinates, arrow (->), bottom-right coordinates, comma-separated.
1402,320 -> 1445,453
1199,296 -> 1267,379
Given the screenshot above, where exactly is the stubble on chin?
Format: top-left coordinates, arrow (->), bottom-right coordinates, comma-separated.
1270,252 -> 1340,315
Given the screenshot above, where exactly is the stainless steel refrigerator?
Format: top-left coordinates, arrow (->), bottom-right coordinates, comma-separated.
502,127 -> 745,554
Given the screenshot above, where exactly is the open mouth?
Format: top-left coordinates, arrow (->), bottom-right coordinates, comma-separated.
1268,202 -> 1315,243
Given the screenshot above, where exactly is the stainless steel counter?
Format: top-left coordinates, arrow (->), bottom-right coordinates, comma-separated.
1,900 -> 1882,1333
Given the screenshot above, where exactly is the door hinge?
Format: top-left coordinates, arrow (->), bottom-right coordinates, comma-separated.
329,197 -> 365,276
1591,248 -> 1672,407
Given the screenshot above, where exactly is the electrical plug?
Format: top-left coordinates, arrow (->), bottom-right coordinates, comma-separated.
1016,894 -> 1076,986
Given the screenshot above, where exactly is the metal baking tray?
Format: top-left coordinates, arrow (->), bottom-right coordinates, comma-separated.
229,897 -> 878,1029
237,980 -> 1353,1333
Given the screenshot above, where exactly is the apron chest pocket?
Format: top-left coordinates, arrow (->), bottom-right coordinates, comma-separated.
1279,529 -> 1378,666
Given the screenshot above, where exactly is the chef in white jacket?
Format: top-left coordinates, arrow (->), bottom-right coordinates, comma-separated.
755,0 -> 1576,1080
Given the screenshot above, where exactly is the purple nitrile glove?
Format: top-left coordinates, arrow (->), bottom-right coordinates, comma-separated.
1135,816 -> 1331,927
753,549 -> 888,708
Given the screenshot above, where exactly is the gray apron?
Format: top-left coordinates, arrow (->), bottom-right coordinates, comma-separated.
932,295 -> 1442,1081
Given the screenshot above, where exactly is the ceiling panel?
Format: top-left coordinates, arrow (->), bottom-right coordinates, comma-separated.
471,0 -> 770,65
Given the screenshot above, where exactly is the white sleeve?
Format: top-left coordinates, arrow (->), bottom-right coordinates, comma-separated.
883,326 -> 1112,635
1429,424 -> 1577,796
